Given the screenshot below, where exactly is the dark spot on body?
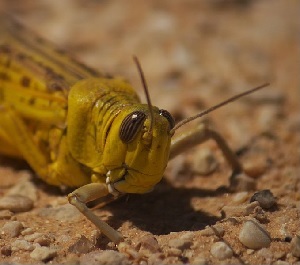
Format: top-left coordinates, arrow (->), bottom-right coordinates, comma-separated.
0,44 -> 12,54
20,76 -> 31,87
16,52 -> 27,61
28,97 -> 36,105
0,72 -> 10,81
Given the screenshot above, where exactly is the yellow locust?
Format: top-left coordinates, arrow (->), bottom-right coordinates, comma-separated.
0,16 -> 268,244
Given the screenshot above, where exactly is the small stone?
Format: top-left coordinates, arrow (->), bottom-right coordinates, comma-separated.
257,248 -> 273,261
7,176 -> 38,201
167,247 -> 182,257
30,246 -> 57,261
21,227 -> 35,236
0,195 -> 34,212
291,235 -> 300,258
191,255 -> 208,265
168,233 -> 193,250
138,234 -> 160,254
243,158 -> 268,178
192,148 -> 218,175
0,209 -> 14,220
250,190 -> 276,209
239,220 -> 271,249
34,236 -> 51,246
80,250 -> 130,265
246,249 -> 255,255
222,201 -> 260,217
232,192 -> 249,203
1,220 -> 24,237
38,204 -> 83,222
68,235 -> 95,254
1,246 -> 12,256
212,224 -> 225,237
11,239 -> 34,251
210,241 -> 233,260
199,226 -> 216,236
24,232 -> 43,242
230,173 -> 256,191
273,260 -> 290,265
147,253 -> 163,265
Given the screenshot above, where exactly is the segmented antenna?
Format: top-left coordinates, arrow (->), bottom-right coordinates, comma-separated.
133,56 -> 154,134
170,83 -> 270,135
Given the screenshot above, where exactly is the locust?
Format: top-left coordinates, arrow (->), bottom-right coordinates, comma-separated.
0,16 -> 269,244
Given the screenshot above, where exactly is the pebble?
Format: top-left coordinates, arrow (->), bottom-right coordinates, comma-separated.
38,204 -> 83,222
232,192 -> 249,204
243,158 -> 268,178
257,248 -> 273,262
1,246 -> 12,256
80,250 -> 130,265
0,195 -> 34,213
6,176 -> 38,201
21,227 -> 35,236
0,209 -> 14,220
137,234 -> 160,254
191,255 -> 208,265
35,235 -> 52,247
239,220 -> 271,249
168,233 -> 194,250
68,235 -> 95,254
250,190 -> 276,209
199,226 -> 216,236
166,247 -> 182,257
192,148 -> 218,175
24,232 -> 44,242
222,201 -> 260,217
291,235 -> 300,258
11,239 -> 34,251
211,224 -> 225,237
273,261 -> 290,265
210,241 -> 233,260
1,220 -> 24,237
30,246 -> 57,261
230,173 -> 256,191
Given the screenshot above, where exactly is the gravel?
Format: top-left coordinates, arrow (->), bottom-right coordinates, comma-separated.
250,189 -> 276,209
6,175 -> 38,201
238,220 -> 271,249
291,235 -> 300,258
80,250 -> 130,265
11,239 -> 34,251
1,220 -> 24,237
168,233 -> 194,250
30,246 -> 57,261
38,204 -> 83,222
0,195 -> 34,213
210,241 -> 233,260
68,235 -> 95,254
222,201 -> 260,217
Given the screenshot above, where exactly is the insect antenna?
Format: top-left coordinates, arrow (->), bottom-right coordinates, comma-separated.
133,56 -> 154,135
170,83 -> 270,135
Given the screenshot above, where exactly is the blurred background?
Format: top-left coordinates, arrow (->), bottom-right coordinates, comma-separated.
0,1 -> 300,264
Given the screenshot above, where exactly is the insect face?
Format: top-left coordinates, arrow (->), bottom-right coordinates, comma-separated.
104,105 -> 174,194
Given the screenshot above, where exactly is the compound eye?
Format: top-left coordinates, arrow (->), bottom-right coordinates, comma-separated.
159,109 -> 175,130
120,111 -> 146,143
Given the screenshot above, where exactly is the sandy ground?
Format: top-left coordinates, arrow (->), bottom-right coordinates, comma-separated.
0,1 -> 299,264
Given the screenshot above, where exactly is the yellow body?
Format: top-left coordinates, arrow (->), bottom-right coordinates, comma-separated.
0,18 -> 172,194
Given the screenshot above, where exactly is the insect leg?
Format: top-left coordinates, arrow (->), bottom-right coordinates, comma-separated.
0,104 -> 49,177
170,122 -> 243,184
68,183 -> 124,244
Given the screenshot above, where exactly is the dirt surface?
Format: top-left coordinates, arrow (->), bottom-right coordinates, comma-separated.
0,1 -> 299,264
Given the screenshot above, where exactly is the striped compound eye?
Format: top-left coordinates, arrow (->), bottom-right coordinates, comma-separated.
119,111 -> 146,143
159,109 -> 175,130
